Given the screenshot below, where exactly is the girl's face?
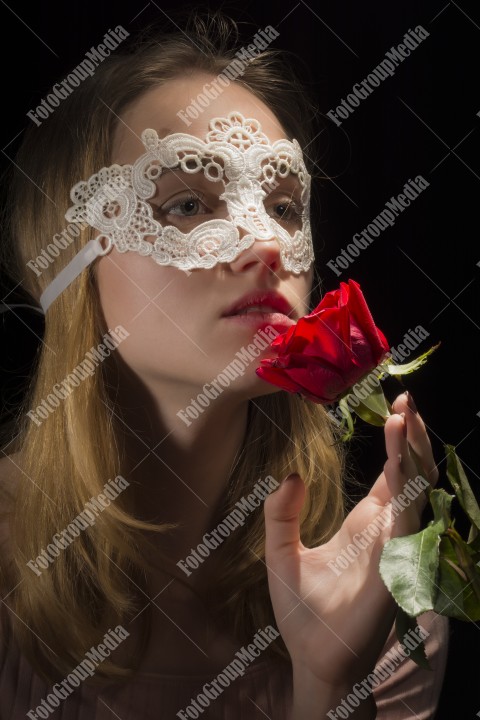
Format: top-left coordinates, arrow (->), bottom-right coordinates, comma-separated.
96,74 -> 314,399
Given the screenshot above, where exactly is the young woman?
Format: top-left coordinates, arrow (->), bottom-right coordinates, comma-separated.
0,12 -> 447,719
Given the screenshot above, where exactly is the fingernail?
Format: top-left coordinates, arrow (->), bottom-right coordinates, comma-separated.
401,412 -> 407,437
406,391 -> 418,414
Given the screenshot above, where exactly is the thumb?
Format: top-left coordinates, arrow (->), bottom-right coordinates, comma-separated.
264,474 -> 306,560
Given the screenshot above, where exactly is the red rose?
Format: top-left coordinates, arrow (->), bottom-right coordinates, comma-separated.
256,279 -> 390,404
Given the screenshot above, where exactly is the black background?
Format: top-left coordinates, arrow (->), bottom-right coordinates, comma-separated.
0,0 -> 479,716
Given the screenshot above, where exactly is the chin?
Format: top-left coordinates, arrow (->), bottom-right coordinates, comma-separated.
249,380 -> 285,401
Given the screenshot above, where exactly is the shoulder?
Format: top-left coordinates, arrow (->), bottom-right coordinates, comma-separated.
373,610 -> 449,719
0,452 -> 21,502
0,452 -> 21,490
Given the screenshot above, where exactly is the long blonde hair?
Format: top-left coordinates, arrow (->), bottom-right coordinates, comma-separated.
0,11 -> 346,682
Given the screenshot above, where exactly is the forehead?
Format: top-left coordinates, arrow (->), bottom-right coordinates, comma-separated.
111,74 -> 289,164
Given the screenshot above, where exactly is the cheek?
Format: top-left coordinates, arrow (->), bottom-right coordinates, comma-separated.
95,255 -> 200,375
95,251 -> 190,329
294,272 -> 314,313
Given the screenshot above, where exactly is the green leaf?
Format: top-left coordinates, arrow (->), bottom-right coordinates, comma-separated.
339,383 -> 389,430
429,488 -> 454,530
338,398 -> 355,442
352,401 -> 387,427
469,533 -> 480,552
433,535 -> 480,621
445,444 -> 480,537
383,343 -> 441,376
355,382 -> 390,418
395,607 -> 431,670
379,490 -> 452,616
380,531 -> 439,616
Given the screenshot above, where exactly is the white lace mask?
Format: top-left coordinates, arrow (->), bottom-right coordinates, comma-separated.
39,112 -> 314,312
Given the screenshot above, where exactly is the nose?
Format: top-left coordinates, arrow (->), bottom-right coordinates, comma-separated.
228,234 -> 283,274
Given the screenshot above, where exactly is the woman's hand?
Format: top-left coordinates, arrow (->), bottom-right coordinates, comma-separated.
263,392 -> 438,718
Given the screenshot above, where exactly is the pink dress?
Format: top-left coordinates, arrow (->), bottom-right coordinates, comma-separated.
0,610 -> 448,719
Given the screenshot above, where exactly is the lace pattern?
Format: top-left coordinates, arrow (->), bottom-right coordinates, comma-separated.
65,112 -> 314,274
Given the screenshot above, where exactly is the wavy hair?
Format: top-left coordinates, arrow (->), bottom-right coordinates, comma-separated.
0,10 -> 346,682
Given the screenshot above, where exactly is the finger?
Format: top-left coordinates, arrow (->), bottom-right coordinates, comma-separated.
370,413 -> 417,504
392,391 -> 439,487
264,474 -> 306,563
370,413 -> 426,534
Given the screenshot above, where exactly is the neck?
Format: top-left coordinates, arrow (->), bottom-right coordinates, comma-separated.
108,358 -> 250,563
